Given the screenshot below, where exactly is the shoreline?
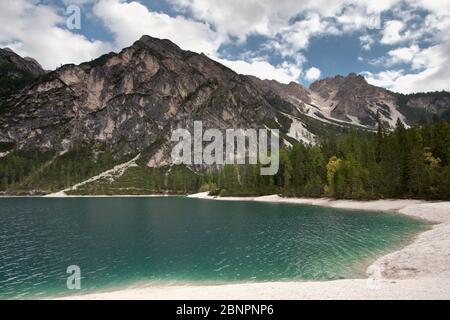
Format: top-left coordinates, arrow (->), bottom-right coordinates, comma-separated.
187,192 -> 444,220
54,193 -> 450,299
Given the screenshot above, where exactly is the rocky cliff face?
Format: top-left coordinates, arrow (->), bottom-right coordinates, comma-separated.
309,73 -> 399,127
248,72 -> 449,130
396,92 -> 450,122
0,36 -> 449,167
0,48 -> 45,97
0,36 -> 281,165
308,73 -> 450,127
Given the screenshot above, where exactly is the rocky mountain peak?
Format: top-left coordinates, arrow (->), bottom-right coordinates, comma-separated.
0,36 -> 448,168
309,72 -> 368,93
0,36 -> 275,162
347,72 -> 367,82
0,48 -> 45,77
308,72 -> 398,127
0,48 -> 46,97
135,35 -> 183,53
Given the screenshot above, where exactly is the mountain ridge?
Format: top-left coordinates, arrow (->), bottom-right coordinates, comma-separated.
0,36 -> 449,168
0,47 -> 46,98
2,37 -> 447,132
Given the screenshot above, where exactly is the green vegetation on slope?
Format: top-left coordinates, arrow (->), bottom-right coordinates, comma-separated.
0,143 -> 133,194
210,118 -> 450,200
1,119 -> 449,200
0,149 -> 55,193
67,165 -> 202,195
65,118 -> 450,200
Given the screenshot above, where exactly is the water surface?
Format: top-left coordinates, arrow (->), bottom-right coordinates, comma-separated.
0,197 -> 427,299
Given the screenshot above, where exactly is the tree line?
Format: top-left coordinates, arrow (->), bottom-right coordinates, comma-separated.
203,117 -> 450,200
1,117 -> 449,200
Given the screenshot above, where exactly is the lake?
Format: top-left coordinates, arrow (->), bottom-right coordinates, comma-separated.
0,197 -> 427,299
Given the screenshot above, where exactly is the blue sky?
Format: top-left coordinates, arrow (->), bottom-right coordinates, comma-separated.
1,0 -> 449,93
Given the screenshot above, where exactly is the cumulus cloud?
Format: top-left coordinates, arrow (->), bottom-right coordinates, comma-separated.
91,0 -> 304,83
90,0 -> 302,83
0,0 -> 111,70
305,67 -> 321,81
170,0 -> 391,55
363,0 -> 450,93
364,41 -> 450,93
335,4 -> 382,31
387,45 -> 421,66
170,0 -> 348,40
360,34 -> 375,50
380,20 -> 405,44
362,70 -> 405,88
215,57 -> 302,84
412,0 -> 450,15
61,0 -> 95,5
0,0 -> 448,92
272,13 -> 340,53
93,0 -> 222,56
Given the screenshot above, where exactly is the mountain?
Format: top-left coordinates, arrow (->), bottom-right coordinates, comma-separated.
0,48 -> 45,97
253,72 -> 450,129
0,36 -> 449,194
0,36 -> 283,165
309,73 -> 400,127
309,73 -> 450,127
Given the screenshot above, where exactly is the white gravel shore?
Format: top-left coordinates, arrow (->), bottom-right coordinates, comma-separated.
60,193 -> 450,300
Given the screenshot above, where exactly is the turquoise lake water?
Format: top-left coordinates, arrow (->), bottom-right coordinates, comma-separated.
0,197 -> 427,299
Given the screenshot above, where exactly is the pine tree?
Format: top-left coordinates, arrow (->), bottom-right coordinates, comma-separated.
408,127 -> 426,196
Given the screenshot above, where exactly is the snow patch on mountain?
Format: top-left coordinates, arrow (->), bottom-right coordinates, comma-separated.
286,117 -> 316,145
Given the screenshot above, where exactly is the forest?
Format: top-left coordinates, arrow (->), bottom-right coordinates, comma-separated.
0,117 -> 449,200
203,117 -> 450,200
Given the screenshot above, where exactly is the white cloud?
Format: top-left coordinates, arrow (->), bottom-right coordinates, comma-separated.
364,0 -> 401,13
362,70 -> 404,88
380,20 -> 405,44
305,67 -> 321,81
421,13 -> 450,43
0,0 -> 111,70
360,34 -> 375,50
379,5 -> 450,47
61,0 -> 95,5
1,0 -> 448,93
387,45 -> 421,66
411,0 -> 450,16
364,41 -> 450,93
369,45 -> 422,67
335,4 -> 381,31
170,0 -> 348,41
92,0 -> 305,83
170,0 -> 394,55
365,3 -> 450,93
214,57 -> 302,83
170,0 -> 402,39
274,13 -> 340,52
93,0 -> 222,56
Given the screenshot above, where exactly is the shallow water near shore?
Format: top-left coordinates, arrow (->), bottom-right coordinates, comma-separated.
0,196 -> 428,299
